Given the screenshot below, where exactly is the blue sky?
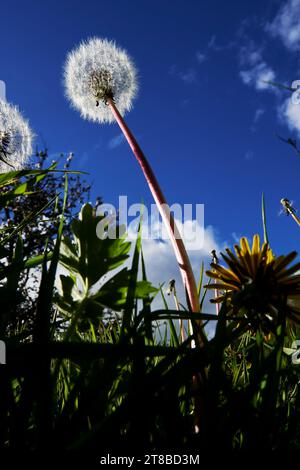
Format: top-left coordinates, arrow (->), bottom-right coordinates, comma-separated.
1,0 -> 300,275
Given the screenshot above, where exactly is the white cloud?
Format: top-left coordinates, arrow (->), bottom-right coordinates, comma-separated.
126,217 -> 222,317
266,0 -> 300,51
238,40 -> 276,92
108,133 -> 125,150
239,42 -> 263,67
240,62 -> 276,91
139,221 -> 222,339
256,66 -> 276,90
247,50 -> 263,67
279,96 -> 300,135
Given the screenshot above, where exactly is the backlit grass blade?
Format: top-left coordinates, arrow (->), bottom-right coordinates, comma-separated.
262,192 -> 269,244
34,174 -> 68,449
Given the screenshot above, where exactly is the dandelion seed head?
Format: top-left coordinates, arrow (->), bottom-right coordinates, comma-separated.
0,99 -> 33,173
63,38 -> 138,124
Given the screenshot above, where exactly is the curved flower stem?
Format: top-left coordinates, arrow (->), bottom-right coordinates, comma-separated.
107,98 -> 201,326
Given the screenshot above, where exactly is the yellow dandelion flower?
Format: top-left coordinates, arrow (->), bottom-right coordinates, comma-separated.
205,234 -> 300,332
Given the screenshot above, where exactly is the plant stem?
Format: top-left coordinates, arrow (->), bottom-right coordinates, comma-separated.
211,250 -> 220,315
290,211 -> 300,226
169,280 -> 185,342
214,286 -> 220,315
107,98 -> 200,318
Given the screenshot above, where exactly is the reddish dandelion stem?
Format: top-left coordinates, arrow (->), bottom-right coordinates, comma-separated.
107,98 -> 200,317
107,99 -> 205,432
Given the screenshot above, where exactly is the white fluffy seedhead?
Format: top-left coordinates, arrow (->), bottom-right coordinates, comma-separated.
64,38 -> 138,124
0,99 -> 33,173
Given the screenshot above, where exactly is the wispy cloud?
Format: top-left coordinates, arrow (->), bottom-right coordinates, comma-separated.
238,41 -> 263,67
244,150 -> 254,160
169,64 -> 197,84
238,41 -> 276,91
196,51 -> 206,64
253,108 -> 265,123
235,4 -> 300,137
168,47 -> 207,86
266,0 -> 300,51
108,133 -> 125,150
179,68 -> 197,84
208,35 -> 217,49
207,34 -> 236,52
240,63 -> 275,90
232,232 -> 243,243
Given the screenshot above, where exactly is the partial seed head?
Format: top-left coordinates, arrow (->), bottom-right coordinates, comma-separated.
0,99 -> 33,173
0,131 -> 11,158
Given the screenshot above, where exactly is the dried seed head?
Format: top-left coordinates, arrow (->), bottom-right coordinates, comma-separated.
0,131 -> 11,158
63,38 -> 138,123
0,99 -> 33,173
89,70 -> 114,105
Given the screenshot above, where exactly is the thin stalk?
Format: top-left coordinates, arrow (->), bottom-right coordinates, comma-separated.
174,295 -> 185,343
211,250 -> 220,315
290,211 -> 300,226
214,287 -> 220,314
261,192 -> 269,244
168,279 -> 185,342
107,98 -> 200,318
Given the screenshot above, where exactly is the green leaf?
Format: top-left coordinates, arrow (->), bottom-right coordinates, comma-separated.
0,167 -> 87,189
88,269 -> 157,313
59,203 -> 131,288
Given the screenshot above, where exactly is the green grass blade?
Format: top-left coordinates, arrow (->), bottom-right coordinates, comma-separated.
262,192 -> 269,244
34,175 -> 68,448
197,260 -> 204,298
121,210 -> 143,338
